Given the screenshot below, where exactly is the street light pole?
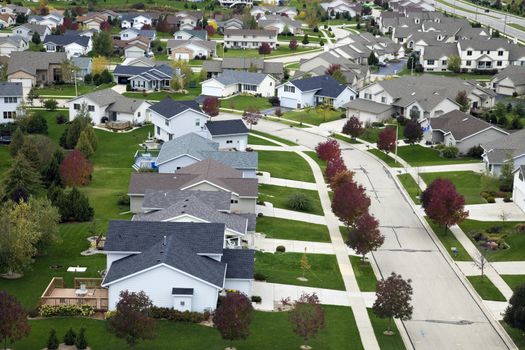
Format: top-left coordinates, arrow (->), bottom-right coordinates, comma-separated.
73,69 -> 78,97
503,13 -> 508,36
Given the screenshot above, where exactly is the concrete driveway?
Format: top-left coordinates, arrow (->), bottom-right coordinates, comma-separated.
377,59 -> 407,76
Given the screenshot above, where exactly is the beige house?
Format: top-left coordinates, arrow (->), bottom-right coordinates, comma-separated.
7,51 -> 67,87
223,29 -> 277,49
167,39 -> 216,61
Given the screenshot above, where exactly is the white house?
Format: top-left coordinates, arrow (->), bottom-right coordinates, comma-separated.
43,35 -> 92,58
0,36 -> 28,56
166,39 -> 216,60
320,0 -> 362,17
251,6 -> 297,19
223,29 -> 277,49
101,220 -> 254,311
119,28 -> 156,41
0,14 -> 15,28
28,13 -> 63,29
173,29 -> 207,41
11,23 -> 50,42
219,0 -> 253,8
121,14 -> 152,29
482,129 -> 525,176
457,39 -> 510,72
513,166 -> 525,213
113,64 -> 173,92
149,98 -> 208,141
257,15 -> 303,35
277,75 -> 356,109
0,82 -> 22,123
201,70 -> 277,97
67,88 -> 150,125
490,65 -> 525,96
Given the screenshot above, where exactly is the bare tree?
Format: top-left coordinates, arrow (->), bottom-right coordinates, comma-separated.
473,251 -> 488,280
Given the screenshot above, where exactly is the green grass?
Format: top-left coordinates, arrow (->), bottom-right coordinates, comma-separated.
420,171 -> 486,205
35,83 -> 114,97
397,145 -> 481,167
258,151 -> 315,182
283,109 -> 344,126
220,95 -> 272,111
349,256 -> 377,292
256,216 -> 330,242
248,133 -> 278,146
122,86 -> 201,101
501,321 -> 525,350
259,184 -> 324,216
368,309 -> 407,350
510,22 -> 525,32
501,275 -> 525,291
332,133 -> 361,144
304,151 -> 326,173
11,305 -> 364,350
368,149 -> 401,168
459,220 -> 525,261
285,62 -> 300,69
360,127 -> 383,143
397,174 -> 421,204
255,251 -> 345,290
250,129 -> 298,146
220,46 -> 321,58
467,275 -> 506,301
425,218 -> 472,261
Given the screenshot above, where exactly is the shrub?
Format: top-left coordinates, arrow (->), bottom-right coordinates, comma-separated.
268,96 -> 280,106
47,329 -> 59,350
441,146 -> 459,159
254,272 -> 267,281
276,245 -> 286,253
149,307 -> 207,323
515,223 -> 525,232
76,328 -> 88,350
286,193 -> 312,212
487,226 -> 502,233
371,122 -> 384,127
467,145 -> 484,158
38,304 -> 95,317
251,295 -> 262,303
63,328 -> 76,346
84,74 -> 92,84
56,114 -> 67,124
117,193 -> 130,206
487,196 -> 496,203
503,195 -> 512,203
27,308 -> 39,318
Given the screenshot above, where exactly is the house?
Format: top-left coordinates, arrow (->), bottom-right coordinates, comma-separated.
420,44 -> 458,72
219,0 -> 253,8
154,132 -> 256,174
512,166 -> 525,213
121,13 -> 152,29
128,158 -> 259,213
0,36 -> 27,56
120,28 -> 156,41
133,190 -> 256,247
490,65 -> 525,96
76,15 -> 105,31
101,220 -> 255,311
165,12 -> 202,31
11,23 -> 50,42
44,34 -> 92,58
113,64 -> 173,91
223,29 -> 277,49
457,39 -> 511,71
67,88 -> 150,125
344,99 -> 396,122
429,110 -> 509,154
0,82 -> 23,124
257,15 -> 303,35
320,0 -> 363,17
71,57 -> 92,78
173,29 -> 207,40
251,6 -> 297,19
166,39 -> 216,60
0,14 -> 15,28
28,13 -> 63,29
201,70 -> 277,97
113,36 -> 152,58
205,119 -> 250,151
7,51 -> 67,87
482,129 -> 525,176
149,98 -> 207,141
217,18 -> 244,32
0,4 -> 31,16
203,57 -> 283,79
277,75 -> 357,109
353,75 -> 496,123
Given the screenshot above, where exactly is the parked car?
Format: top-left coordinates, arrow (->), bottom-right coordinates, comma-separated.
0,136 -> 12,144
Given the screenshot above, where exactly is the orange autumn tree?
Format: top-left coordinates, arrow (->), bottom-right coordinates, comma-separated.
59,149 -> 93,186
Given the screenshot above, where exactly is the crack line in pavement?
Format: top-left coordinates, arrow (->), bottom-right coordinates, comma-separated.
360,166 -> 380,202
390,227 -> 402,248
379,248 -> 436,253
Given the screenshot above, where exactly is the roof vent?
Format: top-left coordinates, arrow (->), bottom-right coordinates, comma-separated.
411,92 -> 415,96
183,205 -> 187,208
462,118 -> 469,122
163,235 -> 167,246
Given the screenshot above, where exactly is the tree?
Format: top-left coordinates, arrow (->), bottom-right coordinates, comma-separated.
421,178 -> 469,234
30,197 -> 60,253
59,149 -> 93,187
213,293 -> 253,347
325,156 -> 347,184
108,290 -> 157,347
61,109 -> 91,149
31,31 -> 41,45
0,291 -> 30,350
9,127 -> 24,157
504,284 -> 525,333
49,187 -> 94,222
202,97 -> 219,117
60,59 -> 79,83
342,116 -> 364,139
315,139 -> 341,161
19,135 -> 57,173
302,34 -> 309,45
473,251 -> 488,280
499,154 -> 515,192
63,328 -> 76,346
373,273 -> 413,335
82,124 -> 98,152
259,42 -> 272,55
377,127 -> 396,153
100,21 -> 111,31
76,129 -> 95,158
347,211 -> 384,261
204,24 -> 215,36
324,64 -> 346,84
91,56 -> 109,75
368,52 -> 379,66
289,39 -> 298,50
242,109 -> 262,129
316,104 -> 332,123
332,180 -> 370,227
46,329 -> 59,350
447,54 -> 461,73
300,248 -> 311,278
75,328 -> 88,350
171,60 -> 193,88
289,293 -> 325,348
3,153 -> 42,202
92,31 -> 113,56
330,170 -> 355,190
21,112 -> 48,134
455,90 -> 470,112
403,120 -> 423,144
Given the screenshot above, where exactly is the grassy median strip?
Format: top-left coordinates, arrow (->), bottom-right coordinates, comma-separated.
349,256 -> 377,292
397,174 -> 421,204
368,149 -> 401,168
368,309 -> 407,350
467,276 -> 506,301
425,218 -> 472,261
256,216 -> 331,242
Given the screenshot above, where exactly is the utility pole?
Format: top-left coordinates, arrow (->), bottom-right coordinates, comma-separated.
503,13 -> 508,36
73,69 -> 78,97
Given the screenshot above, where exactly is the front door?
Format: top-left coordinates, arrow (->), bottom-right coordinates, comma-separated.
110,112 -> 117,121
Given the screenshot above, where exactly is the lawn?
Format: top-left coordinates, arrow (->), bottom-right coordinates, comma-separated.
248,133 -> 277,146
35,83 -> 115,97
122,86 -> 201,101
304,151 -> 326,173
501,321 -> 525,350
501,275 -> 525,292
258,184 -> 324,216
256,216 -> 330,242
420,171 -> 486,205
11,305 -> 364,350
426,218 -> 472,261
368,310 -> 407,350
282,109 -> 345,126
250,129 -> 298,146
359,125 -> 405,144
349,256 -> 377,292
397,145 -> 481,167
459,220 -> 525,261
254,251 -> 345,290
220,95 -> 272,110
397,174 -> 421,204
467,276 -> 506,301
220,46 -> 321,58
332,133 -> 361,144
368,149 -> 401,168
257,151 -> 315,182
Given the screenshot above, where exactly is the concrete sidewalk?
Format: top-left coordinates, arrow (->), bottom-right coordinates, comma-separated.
416,163 -> 485,173
492,262 -> 525,275
465,201 -> 525,221
257,203 -> 327,225
257,172 -> 317,190
254,235 -> 334,254
250,144 -> 310,152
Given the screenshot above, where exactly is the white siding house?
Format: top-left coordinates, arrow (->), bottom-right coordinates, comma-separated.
0,82 -> 23,124
201,70 -> 277,97
513,166 -> 525,213
223,29 -> 277,49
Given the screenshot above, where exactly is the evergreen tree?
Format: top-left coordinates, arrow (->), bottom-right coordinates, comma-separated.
63,328 -> 76,346
75,328 -> 88,350
67,188 -> 94,222
31,31 -> 41,44
42,149 -> 64,187
9,127 -> 24,157
3,153 -> 42,202
75,130 -> 95,158
46,329 -> 59,350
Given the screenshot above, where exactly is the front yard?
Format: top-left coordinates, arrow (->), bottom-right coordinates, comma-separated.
35,83 -> 115,97
220,95 -> 272,111
250,130 -> 298,146
256,216 -> 331,242
397,145 -> 481,167
257,151 -> 315,182
501,275 -> 525,291
122,86 -> 201,101
219,46 -> 321,58
282,109 -> 345,126
420,171 -> 486,205
397,174 -> 421,204
258,184 -> 324,216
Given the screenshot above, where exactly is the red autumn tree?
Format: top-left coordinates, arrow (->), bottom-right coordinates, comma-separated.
377,126 -> 396,153
421,178 -> 469,234
342,116 -> 365,139
156,19 -> 171,33
258,42 -> 272,55
289,39 -> 298,50
347,211 -> 384,261
0,291 -> 31,349
373,273 -> 413,335
213,293 -> 252,347
242,109 -> 262,129
403,120 -> 423,144
100,21 -> 111,31
289,293 -> 325,348
332,180 -> 371,227
59,149 -> 93,187
325,64 -> 342,76
205,24 -> 216,36
315,139 -> 341,161
202,97 -> 219,117
330,170 -> 354,190
325,156 -> 347,184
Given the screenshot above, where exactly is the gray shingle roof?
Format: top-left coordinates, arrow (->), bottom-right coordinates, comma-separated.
222,249 -> 255,279
431,110 -> 508,140
422,44 -> 458,60
458,38 -> 510,51
224,28 -> 277,36
113,64 -> 174,78
482,129 -> 525,164
0,82 -> 22,96
213,70 -> 272,86
492,65 -> 525,86
44,34 -> 90,47
15,23 -> 48,35
142,189 -> 232,211
71,56 -> 91,70
289,75 -> 349,98
148,97 -> 201,119
7,51 -> 67,76
69,88 -> 147,114
206,119 -> 249,136
166,39 -> 216,51
344,98 -> 395,113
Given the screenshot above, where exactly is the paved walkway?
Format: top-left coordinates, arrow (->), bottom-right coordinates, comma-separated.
257,172 -> 318,190
465,201 -> 525,221
416,163 -> 486,173
250,144 -> 309,152
111,84 -> 127,93
492,262 -> 525,275
256,203 -> 327,225
254,235 -> 334,254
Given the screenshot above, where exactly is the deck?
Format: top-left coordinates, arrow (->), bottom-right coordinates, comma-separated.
40,277 -> 109,310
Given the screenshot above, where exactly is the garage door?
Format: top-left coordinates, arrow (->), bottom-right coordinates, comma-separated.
497,86 -> 515,96
202,85 -> 223,97
174,53 -> 190,61
280,97 -> 297,109
514,186 -> 525,212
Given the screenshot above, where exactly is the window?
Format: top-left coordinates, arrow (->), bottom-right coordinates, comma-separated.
3,111 -> 15,119
466,60 -> 472,66
226,140 -> 233,144
364,93 -> 372,99
165,119 -> 169,126
409,105 -> 420,120
195,119 -> 200,126
427,59 -> 435,65
242,84 -> 256,91
4,97 -> 17,103
169,133 -> 173,140
441,60 -> 447,65
73,103 -> 80,110
381,96 -> 386,103
231,199 -> 238,204
497,61 -> 502,66
180,301 -> 185,306
498,50 -> 504,56
156,126 -> 160,135
88,105 -> 94,112
138,112 -> 141,117
467,50 -> 472,56
486,50 -> 490,55
284,85 -> 295,93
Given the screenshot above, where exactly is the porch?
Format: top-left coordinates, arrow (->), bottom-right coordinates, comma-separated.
40,277 -> 109,311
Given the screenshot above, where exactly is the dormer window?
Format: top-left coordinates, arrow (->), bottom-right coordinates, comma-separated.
467,50 -> 472,56
498,50 -> 503,56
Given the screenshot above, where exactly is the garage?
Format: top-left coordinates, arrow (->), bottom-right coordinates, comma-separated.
280,97 -> 298,109
201,81 -> 225,97
174,52 -> 190,61
513,167 -> 525,213
496,84 -> 516,96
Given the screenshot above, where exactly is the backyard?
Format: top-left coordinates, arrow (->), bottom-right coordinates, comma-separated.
256,216 -> 331,242
257,151 -> 315,182
397,145 -> 481,167
122,86 -> 201,102
420,171 -> 486,205
258,184 -> 324,216
34,83 -> 115,97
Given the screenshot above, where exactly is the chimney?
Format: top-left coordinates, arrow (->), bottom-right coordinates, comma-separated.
163,235 -> 167,246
